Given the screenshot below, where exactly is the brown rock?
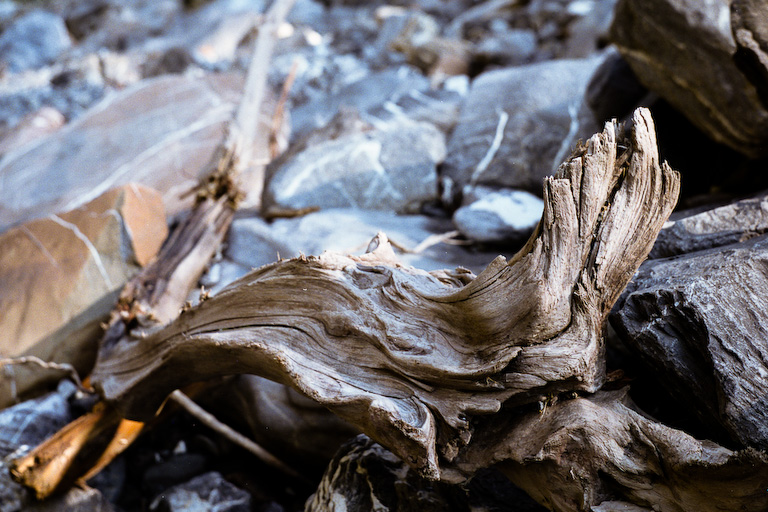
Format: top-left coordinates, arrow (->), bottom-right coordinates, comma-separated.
610,0 -> 768,157
0,183 -> 166,408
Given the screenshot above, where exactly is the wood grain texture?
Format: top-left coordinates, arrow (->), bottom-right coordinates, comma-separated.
92,108 -> 680,483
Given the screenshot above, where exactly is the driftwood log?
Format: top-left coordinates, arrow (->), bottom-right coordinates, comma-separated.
89,109 -> 768,510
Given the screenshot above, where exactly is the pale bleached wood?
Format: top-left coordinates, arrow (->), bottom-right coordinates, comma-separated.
92,108 -> 680,483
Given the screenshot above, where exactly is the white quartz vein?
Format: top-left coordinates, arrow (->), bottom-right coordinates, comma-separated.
470,110 -> 509,187
21,226 -> 58,267
49,214 -> 113,288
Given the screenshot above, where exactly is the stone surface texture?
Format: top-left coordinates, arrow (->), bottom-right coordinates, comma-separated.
264,117 -> 444,213
441,56 -> 602,195
0,73 -> 251,231
149,472 -> 251,512
0,184 -> 166,407
732,0 -> 768,110
611,0 -> 768,157
0,10 -> 72,72
650,193 -> 768,258
612,234 -> 768,449
453,186 -> 544,243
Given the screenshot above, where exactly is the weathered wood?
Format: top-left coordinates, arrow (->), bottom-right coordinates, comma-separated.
306,434 -> 547,512
91,108 -> 680,483
456,390 -> 768,512
612,233 -> 768,449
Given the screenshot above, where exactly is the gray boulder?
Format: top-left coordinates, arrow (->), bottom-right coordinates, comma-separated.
610,0 -> 768,157
0,73 -> 258,230
611,234 -> 768,449
289,66 -> 431,139
264,118 -> 444,214
441,56 -> 603,196
453,187 -> 543,243
0,10 -> 72,73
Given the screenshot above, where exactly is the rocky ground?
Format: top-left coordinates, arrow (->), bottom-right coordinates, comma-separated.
1,0 -> 768,511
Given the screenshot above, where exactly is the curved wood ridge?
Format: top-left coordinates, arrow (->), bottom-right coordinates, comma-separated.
92,108 -> 680,480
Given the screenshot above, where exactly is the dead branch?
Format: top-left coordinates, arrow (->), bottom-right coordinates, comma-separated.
168,390 -> 306,481
91,108 -> 680,487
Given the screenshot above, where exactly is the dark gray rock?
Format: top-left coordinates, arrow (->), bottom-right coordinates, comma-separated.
149,471 -> 250,512
732,0 -> 768,110
441,56 -> 603,196
611,0 -> 768,157
611,234 -> 768,449
305,434 -> 547,512
453,186 -> 543,243
0,380 -> 115,512
585,47 -> 649,123
650,193 -> 768,259
264,117 -> 444,214
0,380 -> 76,457
0,10 -> 72,73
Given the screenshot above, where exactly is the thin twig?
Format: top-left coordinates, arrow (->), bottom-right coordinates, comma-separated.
0,356 -> 87,395
270,57 -> 300,158
169,390 -> 308,482
228,0 -> 298,169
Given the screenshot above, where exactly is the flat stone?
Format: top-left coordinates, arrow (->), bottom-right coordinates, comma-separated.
610,0 -> 768,157
0,184 -> 167,408
226,208 -> 505,275
650,193 -> 768,259
264,117 -> 444,214
149,472 -> 250,512
0,10 -> 72,73
441,56 -> 603,196
0,73 -> 254,231
0,107 -> 65,157
453,187 -> 544,243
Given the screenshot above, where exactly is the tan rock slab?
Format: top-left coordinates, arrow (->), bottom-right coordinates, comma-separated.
0,183 -> 166,408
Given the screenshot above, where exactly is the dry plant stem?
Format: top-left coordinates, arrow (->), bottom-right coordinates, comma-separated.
270,57 -> 299,158
10,403 -> 123,499
168,390 -> 307,482
227,0 -> 297,170
0,356 -> 85,397
92,108 -> 683,493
